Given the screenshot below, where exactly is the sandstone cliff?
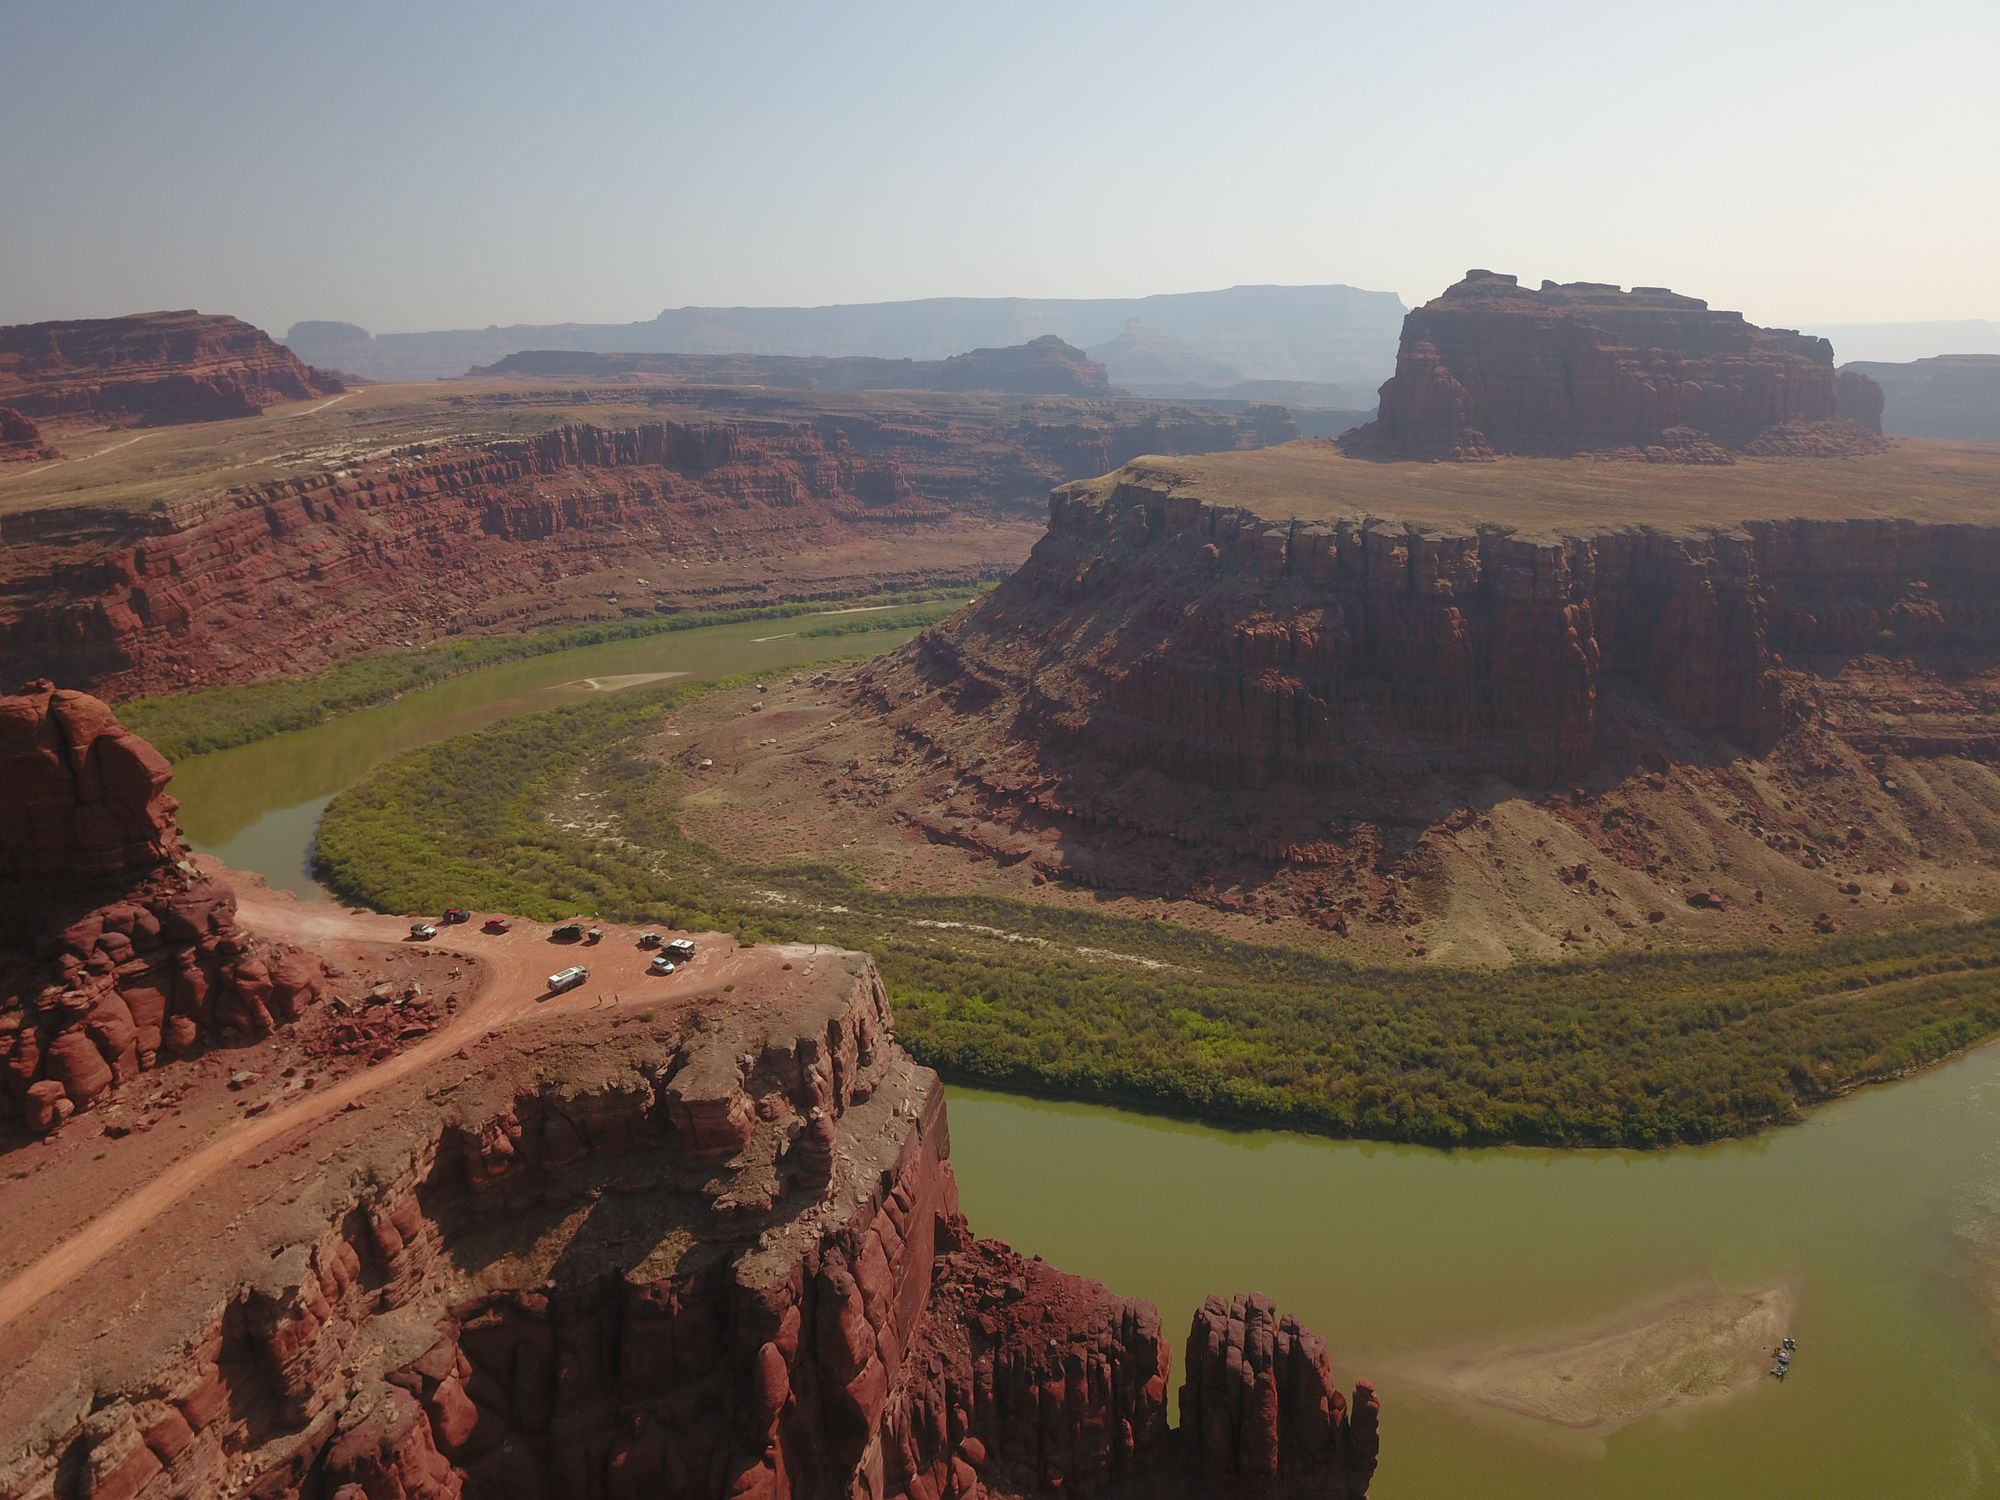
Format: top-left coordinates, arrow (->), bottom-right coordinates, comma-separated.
0,401 -> 1295,699
0,683 -> 328,1133
1346,271 -> 1886,460
0,406 -> 57,463
0,311 -> 342,426
0,945 -> 1378,1499
827,442 -> 2000,953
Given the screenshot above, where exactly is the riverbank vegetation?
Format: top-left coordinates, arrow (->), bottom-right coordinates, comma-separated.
313,681 -> 2000,1148
118,592 -> 975,758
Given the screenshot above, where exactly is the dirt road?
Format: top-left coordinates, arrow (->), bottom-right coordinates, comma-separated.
0,883 -> 752,1335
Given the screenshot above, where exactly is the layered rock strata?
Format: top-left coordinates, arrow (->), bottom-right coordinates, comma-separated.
0,311 -> 341,425
882,477 -> 1843,793
0,403 -> 1295,698
835,460 -> 2000,946
0,682 -> 327,1132
1346,271 -> 1886,459
0,949 -> 1377,1499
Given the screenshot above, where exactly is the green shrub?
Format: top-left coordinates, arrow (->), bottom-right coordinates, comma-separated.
315,680 -> 2000,1148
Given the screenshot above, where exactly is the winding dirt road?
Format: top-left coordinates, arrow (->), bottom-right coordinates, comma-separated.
0,884 -> 752,1335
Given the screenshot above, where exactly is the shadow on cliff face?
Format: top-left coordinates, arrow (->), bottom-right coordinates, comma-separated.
1005,681 -> 1769,908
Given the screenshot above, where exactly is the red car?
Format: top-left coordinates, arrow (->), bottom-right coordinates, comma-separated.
481,916 -> 511,934
442,907 -> 471,924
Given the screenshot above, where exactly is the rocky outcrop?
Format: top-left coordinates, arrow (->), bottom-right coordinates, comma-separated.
1346,271 -> 1887,460
1844,354 -> 2000,442
0,683 -> 328,1132
0,948 -> 1377,1498
0,401 -> 1295,698
1181,1295 -> 1379,1498
847,460 -> 2000,895
0,405 -> 57,462
0,678 -> 180,879
0,311 -> 342,425
479,336 -> 1111,396
880,478 -> 1825,794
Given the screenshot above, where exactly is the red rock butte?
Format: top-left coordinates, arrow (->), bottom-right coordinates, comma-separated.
0,310 -> 342,426
1344,271 -> 1885,460
0,684 -> 329,1135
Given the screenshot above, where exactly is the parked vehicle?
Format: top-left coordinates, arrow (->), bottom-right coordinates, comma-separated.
638,932 -> 662,949
551,922 -> 585,942
547,965 -> 589,993
409,922 -> 437,941
585,928 -> 604,945
482,916 -> 511,934
441,907 -> 470,924
664,938 -> 696,961
648,955 -> 678,976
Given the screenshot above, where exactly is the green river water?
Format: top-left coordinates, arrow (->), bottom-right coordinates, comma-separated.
167,615 -> 2000,1498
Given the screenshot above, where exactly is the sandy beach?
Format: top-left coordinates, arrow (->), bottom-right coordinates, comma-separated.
1416,1283 -> 1796,1430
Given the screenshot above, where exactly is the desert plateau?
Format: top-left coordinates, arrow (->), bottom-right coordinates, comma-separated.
7,7 -> 2000,1498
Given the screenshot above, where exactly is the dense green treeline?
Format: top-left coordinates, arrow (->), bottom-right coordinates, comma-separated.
118,593 -> 973,759
313,680 -> 2000,1148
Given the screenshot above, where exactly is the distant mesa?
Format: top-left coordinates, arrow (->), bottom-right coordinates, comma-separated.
472,334 -> 1112,396
1087,318 -> 1246,388
1843,354 -> 2000,443
1343,271 -> 1888,462
0,310 -> 342,426
0,405 -> 57,463
284,283 -> 1409,385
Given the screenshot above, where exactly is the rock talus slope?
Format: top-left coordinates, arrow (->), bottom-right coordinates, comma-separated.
1346,271 -> 1886,459
0,311 -> 342,426
0,682 -> 329,1133
0,946 -> 1378,1499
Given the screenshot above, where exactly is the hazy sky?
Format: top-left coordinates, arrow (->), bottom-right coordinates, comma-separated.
3,0 -> 1996,335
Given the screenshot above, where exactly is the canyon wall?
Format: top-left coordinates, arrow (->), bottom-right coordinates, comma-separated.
887,475 -> 2000,796
1346,271 -> 1885,459
0,683 -> 329,1132
0,403 -> 1295,698
0,311 -> 342,425
0,949 -> 1378,1499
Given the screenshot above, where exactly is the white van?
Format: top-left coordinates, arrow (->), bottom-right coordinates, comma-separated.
547,965 -> 589,993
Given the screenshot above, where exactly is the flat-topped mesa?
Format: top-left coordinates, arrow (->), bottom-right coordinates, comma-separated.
1,949 -> 1380,1498
0,684 -> 328,1133
479,334 -> 1113,396
0,310 -> 342,425
1844,354 -> 2000,442
1344,271 -> 1887,460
